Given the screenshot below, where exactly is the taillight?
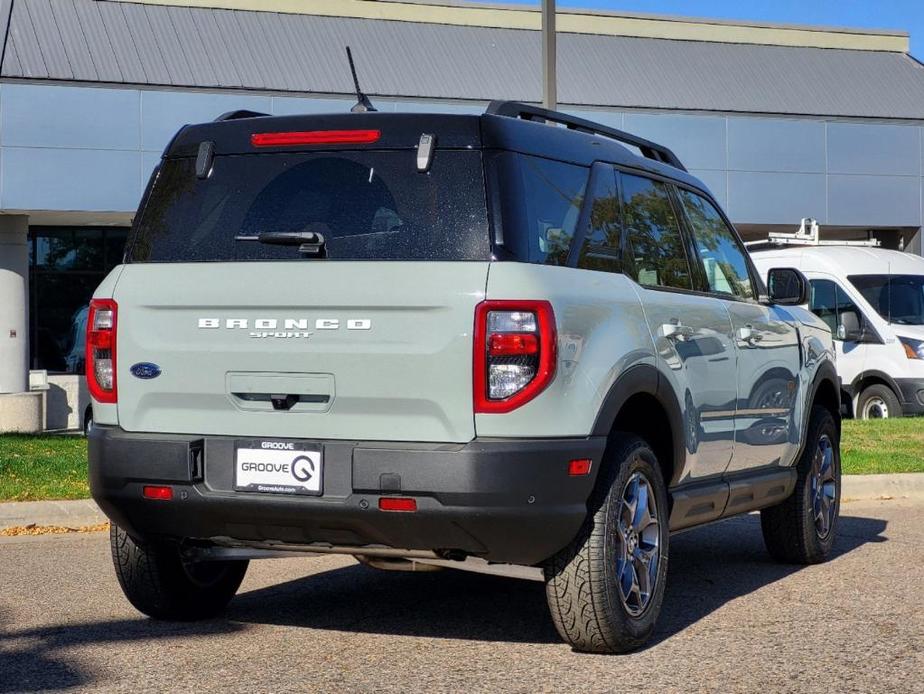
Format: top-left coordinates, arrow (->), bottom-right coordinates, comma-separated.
474,300 -> 556,414
86,298 -> 118,403
250,129 -> 381,147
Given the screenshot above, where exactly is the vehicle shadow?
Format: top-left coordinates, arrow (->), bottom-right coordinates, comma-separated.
0,512 -> 889,692
226,512 -> 888,649
0,616 -> 246,693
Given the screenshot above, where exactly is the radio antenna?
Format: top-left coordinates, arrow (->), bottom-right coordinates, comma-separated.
346,46 -> 377,113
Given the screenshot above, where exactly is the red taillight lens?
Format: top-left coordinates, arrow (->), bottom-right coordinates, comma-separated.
143,485 -> 173,500
474,300 -> 556,414
250,129 -> 381,147
86,298 -> 118,404
378,497 -> 417,512
488,333 -> 539,356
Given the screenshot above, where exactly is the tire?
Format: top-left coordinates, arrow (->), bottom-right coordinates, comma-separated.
760,406 -> 840,564
110,524 -> 248,620
544,434 -> 669,654
856,384 -> 901,419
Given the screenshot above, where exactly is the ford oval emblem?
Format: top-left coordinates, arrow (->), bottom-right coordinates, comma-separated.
130,362 -> 162,380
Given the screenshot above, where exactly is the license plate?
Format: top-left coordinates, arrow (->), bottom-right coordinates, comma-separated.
234,441 -> 322,496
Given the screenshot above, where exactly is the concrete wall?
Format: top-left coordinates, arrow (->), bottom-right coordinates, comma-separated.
567,108 -> 924,233
0,81 -> 921,237
45,374 -> 89,432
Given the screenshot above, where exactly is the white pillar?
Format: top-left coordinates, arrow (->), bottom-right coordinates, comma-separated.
0,215 -> 29,394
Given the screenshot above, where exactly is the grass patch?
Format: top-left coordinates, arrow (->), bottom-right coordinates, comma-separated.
0,434 -> 90,501
0,418 -> 922,501
841,418 -> 924,475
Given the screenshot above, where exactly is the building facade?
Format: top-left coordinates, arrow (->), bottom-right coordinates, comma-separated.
1,0 -> 923,429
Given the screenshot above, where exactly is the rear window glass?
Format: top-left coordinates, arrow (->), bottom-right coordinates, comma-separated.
128,150 -> 491,262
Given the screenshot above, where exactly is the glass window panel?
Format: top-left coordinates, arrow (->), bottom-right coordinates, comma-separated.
621,174 -> 691,290
677,189 -> 755,299
577,167 -> 622,273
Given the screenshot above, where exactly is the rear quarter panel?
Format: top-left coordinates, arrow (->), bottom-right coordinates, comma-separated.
477,264 -> 653,438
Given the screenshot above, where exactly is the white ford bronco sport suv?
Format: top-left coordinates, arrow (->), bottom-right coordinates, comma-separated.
88,102 -> 841,653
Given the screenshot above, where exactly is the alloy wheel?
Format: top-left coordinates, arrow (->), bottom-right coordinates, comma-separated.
810,434 -> 837,539
615,470 -> 661,617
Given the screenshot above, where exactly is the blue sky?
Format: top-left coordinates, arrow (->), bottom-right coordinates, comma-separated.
470,0 -> 923,57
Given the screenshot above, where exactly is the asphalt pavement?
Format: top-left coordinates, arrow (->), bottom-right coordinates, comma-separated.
1,499 -> 921,693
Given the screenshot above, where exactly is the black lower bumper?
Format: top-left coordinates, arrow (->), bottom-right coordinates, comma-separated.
89,426 -> 606,566
896,378 -> 924,416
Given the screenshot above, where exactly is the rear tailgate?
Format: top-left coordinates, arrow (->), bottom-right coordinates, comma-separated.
113,262 -> 487,442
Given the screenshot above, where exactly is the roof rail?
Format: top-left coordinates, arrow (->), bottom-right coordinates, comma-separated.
744,218 -> 882,250
485,100 -> 687,172
214,109 -> 271,121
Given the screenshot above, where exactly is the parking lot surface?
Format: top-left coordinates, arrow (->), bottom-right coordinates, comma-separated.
1,499 -> 921,693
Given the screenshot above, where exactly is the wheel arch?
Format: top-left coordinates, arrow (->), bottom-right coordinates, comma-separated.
800,361 -> 841,456
851,370 -> 902,411
591,364 -> 685,489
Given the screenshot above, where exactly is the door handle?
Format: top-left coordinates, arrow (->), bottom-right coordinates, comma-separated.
737,325 -> 763,346
660,322 -> 695,342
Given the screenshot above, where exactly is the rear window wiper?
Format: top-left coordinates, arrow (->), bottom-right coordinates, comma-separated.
235,231 -> 326,257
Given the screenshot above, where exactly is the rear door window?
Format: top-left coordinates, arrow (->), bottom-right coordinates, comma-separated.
128,150 -> 491,262
620,173 -> 692,290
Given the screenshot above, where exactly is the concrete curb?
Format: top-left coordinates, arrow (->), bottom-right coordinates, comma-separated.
0,473 -> 922,529
0,499 -> 105,529
842,472 -> 924,501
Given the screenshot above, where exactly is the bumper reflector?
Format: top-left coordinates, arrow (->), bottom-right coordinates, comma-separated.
568,459 -> 592,476
378,497 -> 417,512
143,485 -> 174,501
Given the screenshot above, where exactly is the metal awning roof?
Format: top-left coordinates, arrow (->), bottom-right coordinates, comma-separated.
2,0 -> 923,120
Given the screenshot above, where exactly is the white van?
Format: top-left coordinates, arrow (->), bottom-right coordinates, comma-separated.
751,233 -> 924,419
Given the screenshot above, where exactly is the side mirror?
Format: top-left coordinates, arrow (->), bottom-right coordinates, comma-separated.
767,267 -> 808,306
837,311 -> 863,342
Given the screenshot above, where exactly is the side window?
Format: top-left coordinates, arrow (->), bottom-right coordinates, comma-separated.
809,279 -> 838,333
576,166 -> 621,273
621,173 -> 692,290
834,284 -> 864,338
677,189 -> 755,299
809,279 -> 863,338
519,155 -> 588,266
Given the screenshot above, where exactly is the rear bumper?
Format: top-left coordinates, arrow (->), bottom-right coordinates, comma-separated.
89,425 -> 606,566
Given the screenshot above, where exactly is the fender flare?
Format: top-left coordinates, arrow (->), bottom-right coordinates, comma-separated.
591,363 -> 686,487
792,360 -> 840,462
851,369 -> 902,402
809,360 -> 840,414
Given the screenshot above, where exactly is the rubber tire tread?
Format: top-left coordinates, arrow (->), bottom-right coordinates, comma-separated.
110,525 -> 248,620
544,433 -> 669,654
760,406 -> 840,564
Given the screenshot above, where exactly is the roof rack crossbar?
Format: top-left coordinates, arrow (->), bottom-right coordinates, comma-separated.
485,100 -> 687,172
744,218 -> 882,249
214,109 -> 271,122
